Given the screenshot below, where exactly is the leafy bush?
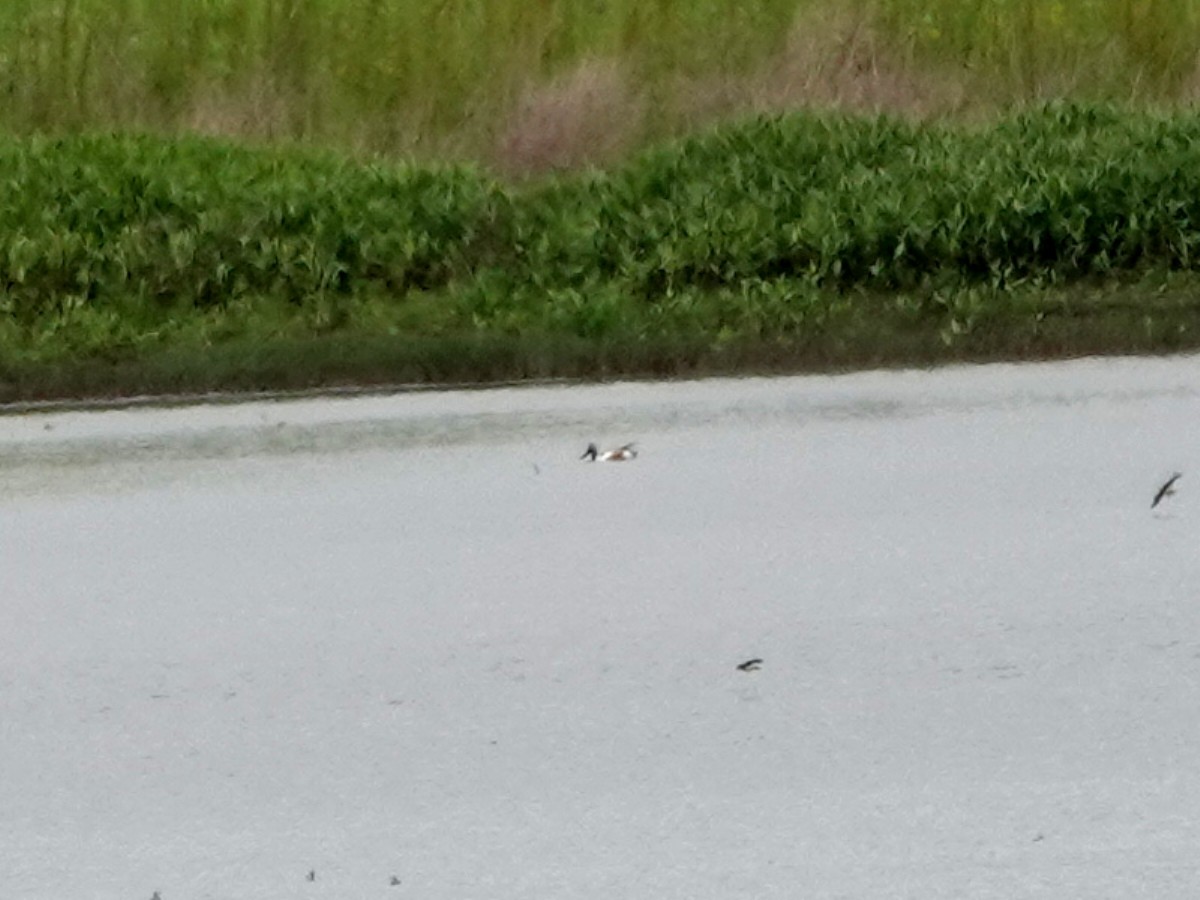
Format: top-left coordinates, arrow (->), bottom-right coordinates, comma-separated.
0,134 -> 500,321
5,104 -> 1200,379
509,104 -> 1200,296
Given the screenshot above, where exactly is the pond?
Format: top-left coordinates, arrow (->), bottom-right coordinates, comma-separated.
4,356 -> 1200,899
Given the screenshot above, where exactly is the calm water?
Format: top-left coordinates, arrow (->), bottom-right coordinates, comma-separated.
4,357 -> 1200,899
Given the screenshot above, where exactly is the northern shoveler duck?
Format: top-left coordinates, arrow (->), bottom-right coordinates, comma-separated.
581,442 -> 638,462
1152,472 -> 1182,509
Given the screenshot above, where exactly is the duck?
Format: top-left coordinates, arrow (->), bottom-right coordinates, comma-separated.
581,442 -> 638,462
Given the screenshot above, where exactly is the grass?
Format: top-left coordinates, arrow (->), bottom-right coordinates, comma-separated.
0,1 -> 1198,170
5,105 -> 1200,403
5,269 -> 1200,404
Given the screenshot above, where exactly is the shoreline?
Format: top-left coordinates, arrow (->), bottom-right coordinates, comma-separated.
5,326 -> 1200,415
6,267 -> 1200,410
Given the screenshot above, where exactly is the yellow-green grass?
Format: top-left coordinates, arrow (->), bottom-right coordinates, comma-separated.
1,1 -> 1198,170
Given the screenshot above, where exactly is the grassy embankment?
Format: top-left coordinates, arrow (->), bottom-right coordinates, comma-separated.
5,104 -> 1200,402
2,1 -> 1200,401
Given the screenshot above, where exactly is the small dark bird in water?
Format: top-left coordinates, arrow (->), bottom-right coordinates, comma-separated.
306,870 -> 316,882
737,658 -> 763,672
151,893 -> 161,900
1152,472 -> 1183,509
390,876 -> 403,886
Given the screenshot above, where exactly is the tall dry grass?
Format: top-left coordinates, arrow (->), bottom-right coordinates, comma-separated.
0,0 -> 1198,172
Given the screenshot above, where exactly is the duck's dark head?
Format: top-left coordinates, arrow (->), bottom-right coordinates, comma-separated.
581,443 -> 598,461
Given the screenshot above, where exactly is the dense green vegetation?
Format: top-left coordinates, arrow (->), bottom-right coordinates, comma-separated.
0,0 -> 1197,167
2,1 -> 1200,402
4,104 -> 1200,402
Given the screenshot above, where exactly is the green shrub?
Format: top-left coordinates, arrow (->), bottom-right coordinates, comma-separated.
0,134 -> 501,321
509,104 -> 1200,295
6,104 -> 1200,399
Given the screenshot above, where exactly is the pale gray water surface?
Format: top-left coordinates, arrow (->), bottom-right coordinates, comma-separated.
4,356 -> 1200,899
